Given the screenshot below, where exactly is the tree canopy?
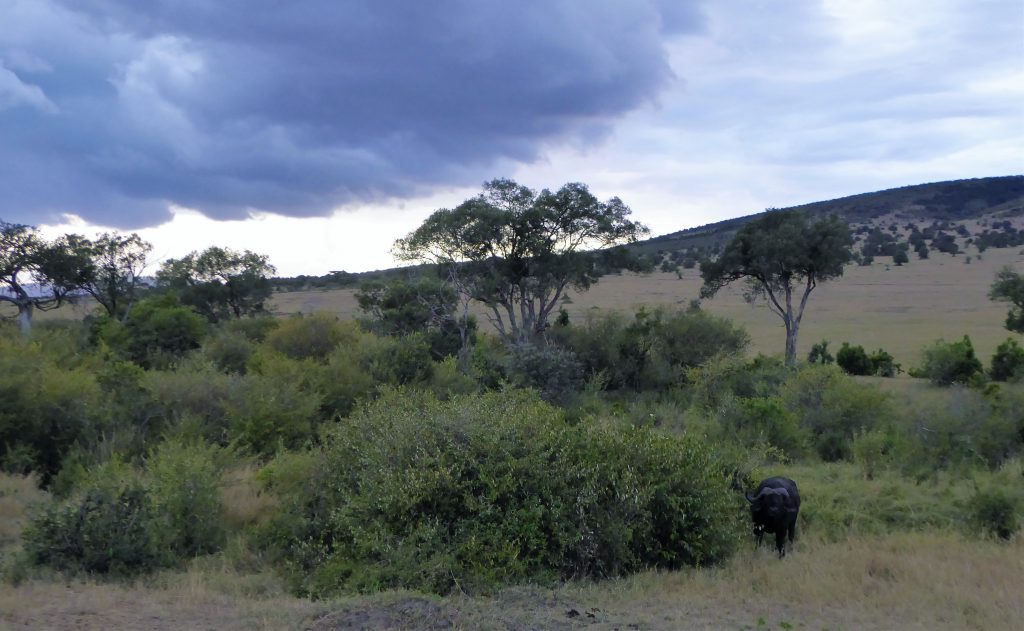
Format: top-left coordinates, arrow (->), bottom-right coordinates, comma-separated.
990,266 -> 1024,334
700,209 -> 852,365
81,232 -> 153,320
156,247 -> 276,322
394,178 -> 648,343
0,221 -> 93,334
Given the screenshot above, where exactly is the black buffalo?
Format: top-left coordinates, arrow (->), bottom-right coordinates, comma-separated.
745,477 -> 800,558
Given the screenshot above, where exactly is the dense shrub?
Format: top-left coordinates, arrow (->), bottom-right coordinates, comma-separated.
202,328 -> 255,374
144,364 -> 235,445
551,307 -> 749,391
504,343 -> 584,404
225,371 -> 321,455
25,483 -> 159,575
263,389 -> 744,596
263,313 -> 356,362
990,337 -> 1024,382
780,365 -> 892,462
807,340 -> 834,365
96,295 -> 207,369
967,485 -> 1019,540
360,332 -> 435,386
836,343 -> 872,376
146,440 -> 225,557
25,443 -> 227,576
912,335 -> 985,386
716,396 -> 809,460
868,348 -> 901,377
0,337 -> 102,482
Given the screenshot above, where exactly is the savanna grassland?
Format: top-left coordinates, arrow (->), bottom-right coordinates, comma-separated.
271,243 -> 1024,369
3,182 -> 1024,631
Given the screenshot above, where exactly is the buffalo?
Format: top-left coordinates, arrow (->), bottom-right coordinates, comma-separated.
746,477 -> 800,558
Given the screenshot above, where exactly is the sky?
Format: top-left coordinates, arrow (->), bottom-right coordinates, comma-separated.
2,0 -> 1022,276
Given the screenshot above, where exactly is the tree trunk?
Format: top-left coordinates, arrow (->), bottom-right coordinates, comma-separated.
784,320 -> 800,366
18,302 -> 33,337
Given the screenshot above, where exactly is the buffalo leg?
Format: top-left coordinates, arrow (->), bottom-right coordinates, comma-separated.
776,530 -> 786,558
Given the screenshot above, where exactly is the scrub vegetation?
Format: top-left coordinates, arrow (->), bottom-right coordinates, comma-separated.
2,177 -> 1023,629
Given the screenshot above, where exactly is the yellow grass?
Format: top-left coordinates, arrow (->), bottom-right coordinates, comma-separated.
1,533 -> 1019,630
270,247 -> 1024,370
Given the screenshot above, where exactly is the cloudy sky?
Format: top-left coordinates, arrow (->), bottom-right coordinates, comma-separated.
3,0 -> 1022,276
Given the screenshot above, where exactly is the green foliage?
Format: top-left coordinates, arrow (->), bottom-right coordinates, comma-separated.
700,209 -> 852,365
156,246 -> 276,322
851,428 -> 895,480
395,178 -> 649,343
0,337 -> 102,482
870,348 -> 901,377
716,396 -> 809,460
912,336 -> 985,386
836,343 -> 872,376
780,365 -> 892,462
144,364 -> 234,445
893,387 -> 1021,472
226,364 -> 321,456
24,483 -> 160,575
98,294 -> 207,369
807,340 -> 834,365
504,343 -> 583,404
550,307 -> 749,391
265,389 -> 743,596
146,440 -> 225,557
80,232 -> 152,320
356,275 -> 474,359
263,313 -> 355,362
202,327 -> 255,374
360,332 -> 435,386
989,266 -> 1024,333
967,485 -> 1019,540
990,337 -> 1024,382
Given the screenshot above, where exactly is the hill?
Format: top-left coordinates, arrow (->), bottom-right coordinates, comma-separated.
631,175 -> 1023,259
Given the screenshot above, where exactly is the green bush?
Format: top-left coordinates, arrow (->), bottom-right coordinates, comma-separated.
263,313 -> 356,362
504,343 -> 583,404
264,389 -> 743,596
807,340 -> 834,365
361,332 -> 435,386
912,335 -> 985,386
0,337 -> 102,482
836,343 -> 872,376
225,371 -> 321,455
967,485 -> 1019,540
202,328 -> 255,374
97,295 -> 207,369
144,364 -> 235,445
780,365 -> 892,462
715,396 -> 808,460
146,440 -> 225,557
869,348 -> 901,377
551,307 -> 748,391
990,337 -> 1024,382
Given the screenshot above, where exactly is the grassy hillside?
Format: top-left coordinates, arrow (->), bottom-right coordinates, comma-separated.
634,175 -> 1023,258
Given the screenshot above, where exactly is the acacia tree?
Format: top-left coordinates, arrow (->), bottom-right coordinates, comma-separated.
394,178 -> 648,344
82,232 -> 153,320
990,266 -> 1024,333
700,209 -> 852,366
157,246 -> 276,321
0,221 -> 93,335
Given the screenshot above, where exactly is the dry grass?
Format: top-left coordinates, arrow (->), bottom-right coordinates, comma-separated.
0,474 -> 47,565
2,533 -> 1019,630
219,464 -> 277,531
270,247 -> 1024,371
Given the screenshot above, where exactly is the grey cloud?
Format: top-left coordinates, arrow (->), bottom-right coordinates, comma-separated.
0,0 -> 701,227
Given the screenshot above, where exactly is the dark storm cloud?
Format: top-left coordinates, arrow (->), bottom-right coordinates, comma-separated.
0,0 -> 702,227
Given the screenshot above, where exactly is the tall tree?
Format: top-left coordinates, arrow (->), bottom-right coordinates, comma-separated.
700,209 -> 852,366
990,266 -> 1024,333
0,221 -> 93,335
395,178 -> 648,344
157,246 -> 276,322
82,232 -> 153,320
